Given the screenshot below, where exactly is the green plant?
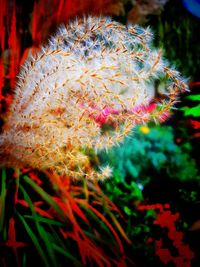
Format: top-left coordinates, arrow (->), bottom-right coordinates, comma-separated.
99,125 -> 199,183
181,90 -> 200,118
98,124 -> 198,239
98,122 -> 199,266
0,168 -> 131,267
145,0 -> 200,79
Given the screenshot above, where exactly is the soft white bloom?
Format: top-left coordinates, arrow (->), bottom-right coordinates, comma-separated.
0,16 -> 187,180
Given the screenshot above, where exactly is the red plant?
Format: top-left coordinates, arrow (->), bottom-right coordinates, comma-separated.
3,169 -> 130,266
138,203 -> 195,267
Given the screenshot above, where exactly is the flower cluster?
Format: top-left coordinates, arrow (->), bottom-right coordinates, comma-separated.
0,16 -> 188,180
139,204 -> 194,267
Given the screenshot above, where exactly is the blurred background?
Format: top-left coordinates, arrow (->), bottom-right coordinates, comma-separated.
0,0 -> 200,266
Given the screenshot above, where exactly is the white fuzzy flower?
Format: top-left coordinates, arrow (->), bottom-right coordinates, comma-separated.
0,16 -> 187,180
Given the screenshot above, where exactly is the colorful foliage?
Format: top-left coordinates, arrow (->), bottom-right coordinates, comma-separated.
139,204 -> 195,267
99,124 -> 199,266
0,168 -> 131,267
0,1 -> 199,267
99,125 -> 200,183
181,82 -> 200,138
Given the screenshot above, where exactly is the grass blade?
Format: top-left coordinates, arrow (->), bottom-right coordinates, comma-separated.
52,243 -> 83,267
16,212 -> 50,267
24,215 -> 64,226
19,184 -> 58,267
22,175 -> 66,221
0,168 -> 7,234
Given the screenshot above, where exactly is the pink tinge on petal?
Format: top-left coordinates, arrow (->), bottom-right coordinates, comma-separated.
146,103 -> 157,112
130,103 -> 157,114
79,103 -> 85,108
80,103 -> 157,126
102,106 -> 119,116
130,105 -> 143,113
102,107 -> 111,116
158,111 -> 171,122
95,113 -> 108,125
95,108 -> 114,125
93,106 -> 120,126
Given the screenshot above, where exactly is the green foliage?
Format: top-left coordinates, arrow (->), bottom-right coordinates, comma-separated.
99,124 -> 200,266
1,1 -> 200,266
0,169 -> 6,234
100,125 -> 199,184
0,169 -> 130,267
181,94 -> 200,117
187,94 -> 200,101
144,0 -> 200,79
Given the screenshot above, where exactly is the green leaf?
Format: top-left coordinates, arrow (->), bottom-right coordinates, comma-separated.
24,215 -> 64,226
16,212 -> 51,267
19,184 -> 58,267
52,243 -> 83,267
132,226 -> 141,235
38,227 -> 58,267
186,94 -> 200,101
80,204 -> 111,236
19,184 -> 42,234
22,175 -> 66,221
22,252 -> 27,267
181,105 -> 200,117
126,160 -> 139,178
145,210 -> 156,218
0,169 -> 6,234
48,226 -> 82,266
124,206 -> 132,216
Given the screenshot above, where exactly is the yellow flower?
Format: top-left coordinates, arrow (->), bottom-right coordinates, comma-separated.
139,126 -> 150,134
